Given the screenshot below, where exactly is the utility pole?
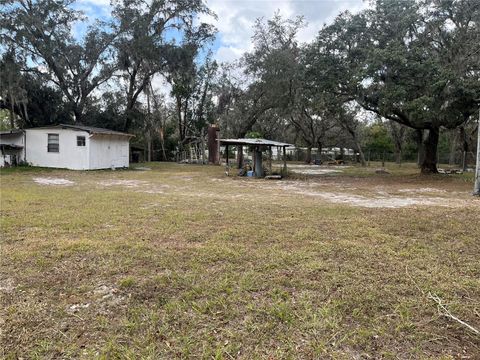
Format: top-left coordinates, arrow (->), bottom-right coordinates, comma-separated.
474,107 -> 480,196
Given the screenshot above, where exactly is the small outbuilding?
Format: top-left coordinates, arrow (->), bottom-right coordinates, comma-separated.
0,129 -> 26,167
220,138 -> 293,177
0,124 -> 134,170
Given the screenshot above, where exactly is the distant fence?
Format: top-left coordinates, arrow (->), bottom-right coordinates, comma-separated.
289,149 -> 477,168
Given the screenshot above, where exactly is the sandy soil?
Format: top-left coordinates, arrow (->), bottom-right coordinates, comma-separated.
33,177 -> 75,186
32,170 -> 477,209
97,180 -> 148,188
288,164 -> 347,175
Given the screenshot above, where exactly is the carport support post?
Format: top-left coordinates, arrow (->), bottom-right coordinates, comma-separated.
268,146 -> 272,173
226,145 -> 229,167
254,147 -> 264,177
237,145 -> 243,169
282,146 -> 287,175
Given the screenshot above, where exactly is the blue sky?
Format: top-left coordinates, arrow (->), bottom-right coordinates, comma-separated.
72,0 -> 369,62
70,0 -> 369,96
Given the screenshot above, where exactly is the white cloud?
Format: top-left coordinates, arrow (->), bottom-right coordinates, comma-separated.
75,0 -> 369,63
78,0 -> 111,8
203,0 -> 369,62
150,74 -> 173,101
215,46 -> 245,63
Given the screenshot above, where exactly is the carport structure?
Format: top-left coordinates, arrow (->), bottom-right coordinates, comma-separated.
220,138 -> 293,177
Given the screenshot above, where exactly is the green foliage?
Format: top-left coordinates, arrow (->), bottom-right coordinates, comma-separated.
364,123 -> 394,153
119,276 -> 136,289
245,131 -> 262,139
1,0 -> 477,168
0,110 -> 11,130
306,0 -> 480,172
1,0 -> 118,122
113,0 -> 216,132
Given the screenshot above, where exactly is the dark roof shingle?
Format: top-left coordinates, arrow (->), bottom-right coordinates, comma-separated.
28,124 -> 134,137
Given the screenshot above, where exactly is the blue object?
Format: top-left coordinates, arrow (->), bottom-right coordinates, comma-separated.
247,170 -> 254,177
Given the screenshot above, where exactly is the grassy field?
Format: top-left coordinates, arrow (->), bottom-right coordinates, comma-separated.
1,162 -> 479,359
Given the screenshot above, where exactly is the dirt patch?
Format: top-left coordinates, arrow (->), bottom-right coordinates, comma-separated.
173,176 -> 194,181
308,192 -> 456,208
289,164 -> 348,175
66,285 -> 126,316
98,180 -> 148,188
33,177 -> 75,186
292,168 -> 343,175
141,189 -> 166,194
92,284 -> 126,307
241,180 -> 468,208
67,303 -> 90,313
138,184 -> 171,194
0,277 -> 15,292
140,203 -> 173,209
398,187 -> 447,193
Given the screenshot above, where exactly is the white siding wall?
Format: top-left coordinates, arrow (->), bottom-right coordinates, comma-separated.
25,129 -> 90,170
89,134 -> 129,169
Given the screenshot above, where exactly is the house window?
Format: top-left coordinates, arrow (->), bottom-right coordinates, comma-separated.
77,136 -> 86,146
47,134 -> 59,152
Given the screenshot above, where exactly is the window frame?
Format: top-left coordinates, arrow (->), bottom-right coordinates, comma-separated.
77,136 -> 86,147
47,133 -> 59,153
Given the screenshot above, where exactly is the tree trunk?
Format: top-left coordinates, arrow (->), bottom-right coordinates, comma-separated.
158,127 -> 166,161
448,130 -> 458,166
396,150 -> 402,166
394,142 -> 402,165
474,116 -> 480,195
73,106 -> 83,124
317,141 -> 322,164
343,121 -> 366,166
459,126 -> 469,171
388,122 -> 404,165
348,128 -> 366,166
201,132 -> 206,165
416,129 -> 425,168
305,146 -> 312,164
356,142 -> 367,167
9,92 -> 15,129
146,90 -> 152,162
146,132 -> 152,162
176,96 -> 184,143
21,101 -> 30,127
421,128 -> 439,174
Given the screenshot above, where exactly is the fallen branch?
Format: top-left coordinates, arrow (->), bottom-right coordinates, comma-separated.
428,292 -> 480,336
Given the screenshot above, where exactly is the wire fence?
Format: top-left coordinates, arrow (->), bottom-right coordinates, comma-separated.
288,149 -> 477,168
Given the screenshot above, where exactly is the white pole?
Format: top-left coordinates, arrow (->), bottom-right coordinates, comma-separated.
474,108 -> 480,196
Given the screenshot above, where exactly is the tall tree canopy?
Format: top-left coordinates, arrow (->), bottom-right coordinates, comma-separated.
113,0 -> 215,131
307,0 -> 480,172
1,0 -> 118,123
1,0 -> 477,168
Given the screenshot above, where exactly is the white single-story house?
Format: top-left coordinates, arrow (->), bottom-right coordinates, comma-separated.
0,124 -> 134,170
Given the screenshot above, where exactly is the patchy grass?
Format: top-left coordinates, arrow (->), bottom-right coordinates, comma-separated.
1,162 -> 479,359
